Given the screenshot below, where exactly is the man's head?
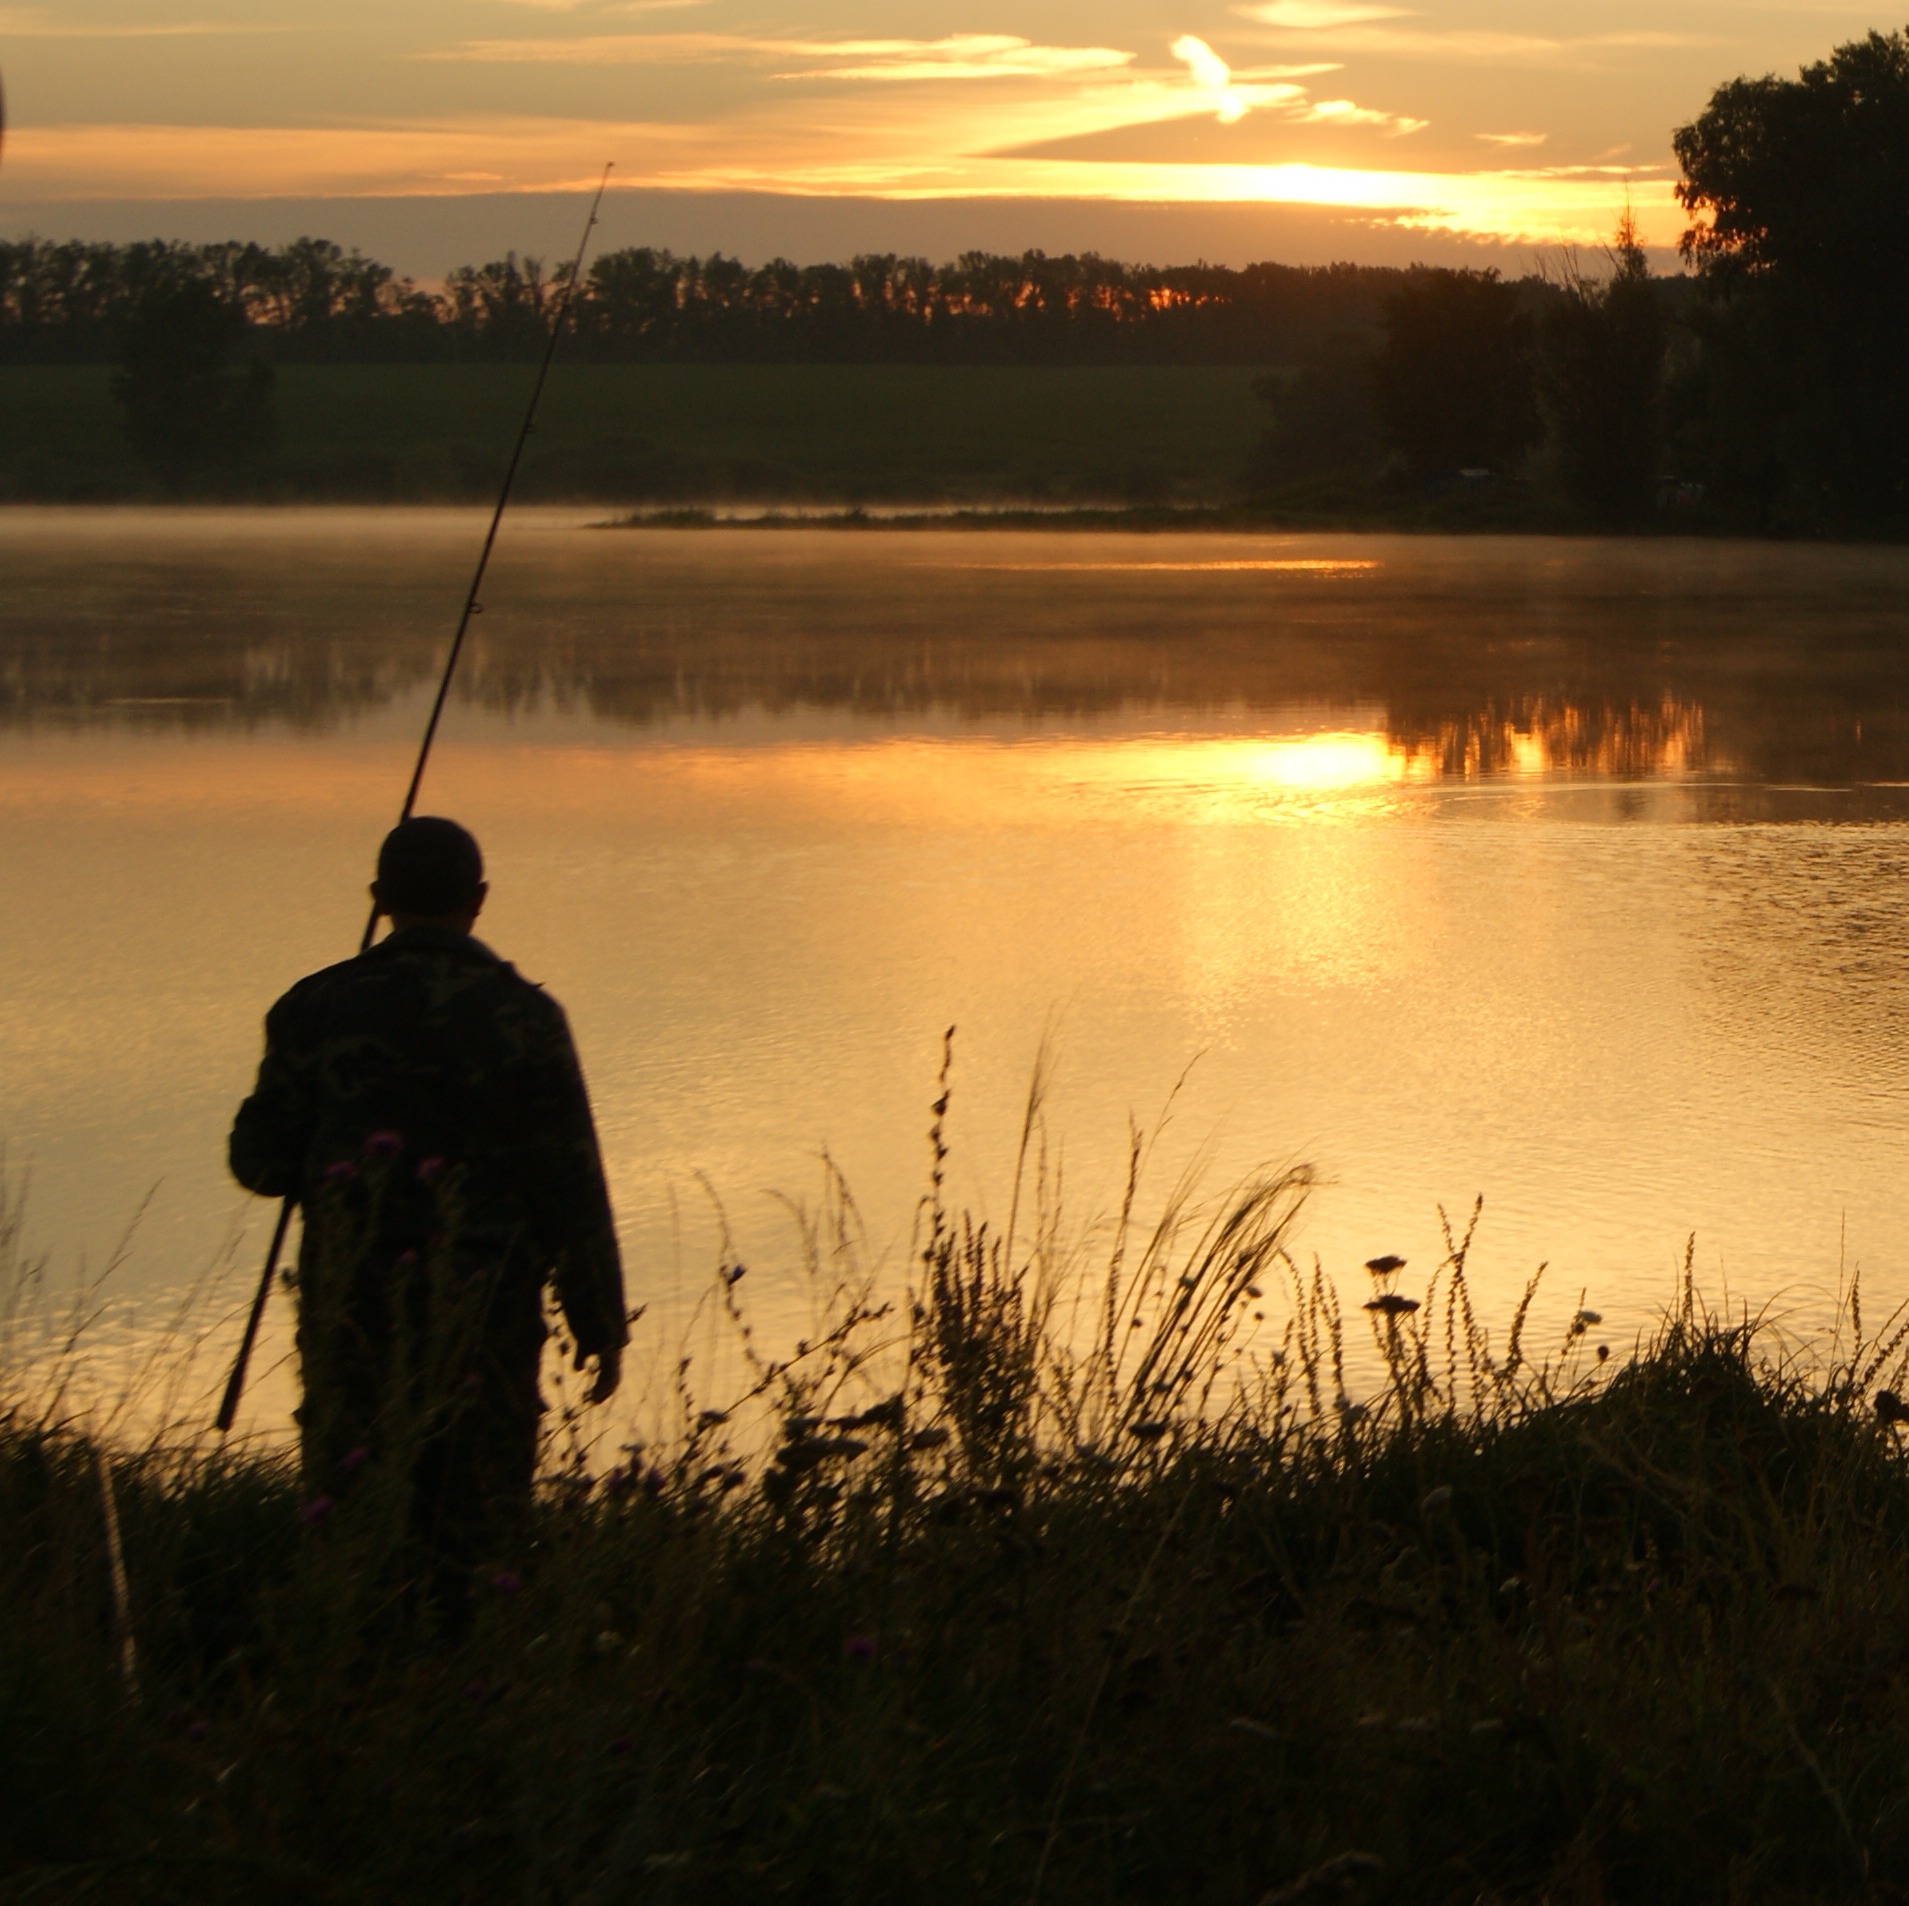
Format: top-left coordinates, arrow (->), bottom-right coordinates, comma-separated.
373,816 -> 488,933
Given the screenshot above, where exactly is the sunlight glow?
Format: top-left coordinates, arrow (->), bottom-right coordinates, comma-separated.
0,120 -> 1680,247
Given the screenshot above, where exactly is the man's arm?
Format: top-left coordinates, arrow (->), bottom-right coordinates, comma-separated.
519,998 -> 629,1390
228,997 -> 315,1199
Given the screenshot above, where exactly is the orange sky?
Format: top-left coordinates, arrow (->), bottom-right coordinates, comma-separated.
0,1 -> 1896,256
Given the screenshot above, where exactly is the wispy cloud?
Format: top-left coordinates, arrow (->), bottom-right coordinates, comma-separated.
437,32 -> 1136,79
1233,6 -> 1708,66
1306,98 -> 1427,135
785,37 -> 1136,82
1478,130 -> 1547,148
1170,36 -> 1247,122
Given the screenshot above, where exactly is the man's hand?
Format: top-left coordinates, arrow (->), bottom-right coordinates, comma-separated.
576,1342 -> 622,1404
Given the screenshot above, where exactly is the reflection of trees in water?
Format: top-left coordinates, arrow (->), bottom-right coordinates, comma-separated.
1391,698 -> 1714,780
8,537 -> 1909,786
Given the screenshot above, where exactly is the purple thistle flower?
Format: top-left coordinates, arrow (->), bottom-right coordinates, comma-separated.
842,1633 -> 878,1664
298,1494 -> 334,1526
416,1156 -> 446,1185
363,1130 -> 404,1159
489,1569 -> 523,1594
603,1465 -> 631,1497
322,1160 -> 358,1184
340,1445 -> 370,1474
186,1718 -> 211,1741
394,1249 -> 420,1271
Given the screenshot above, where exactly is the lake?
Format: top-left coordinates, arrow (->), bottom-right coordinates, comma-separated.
6,509 -> 1909,1435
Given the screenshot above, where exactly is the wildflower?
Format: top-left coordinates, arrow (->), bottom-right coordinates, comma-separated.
723,1263 -> 747,1285
186,1718 -> 211,1742
1364,1293 -> 1419,1317
297,1494 -> 334,1526
340,1444 -> 370,1475
1365,1255 -> 1406,1277
416,1156 -> 446,1185
363,1130 -> 404,1159
1575,1309 -> 1602,1327
842,1633 -> 878,1663
1596,1344 -> 1610,1363
1128,1419 -> 1168,1442
490,1569 -> 523,1594
322,1160 -> 358,1184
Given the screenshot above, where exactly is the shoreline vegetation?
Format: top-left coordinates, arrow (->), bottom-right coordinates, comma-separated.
12,1064 -> 1909,1904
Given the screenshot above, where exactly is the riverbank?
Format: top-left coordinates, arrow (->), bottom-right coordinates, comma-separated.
9,1160 -> 1909,1904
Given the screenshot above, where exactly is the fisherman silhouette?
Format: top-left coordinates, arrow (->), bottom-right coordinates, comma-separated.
229,816 -> 626,1609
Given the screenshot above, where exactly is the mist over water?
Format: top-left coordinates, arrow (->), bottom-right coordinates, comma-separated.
7,508 -> 1909,1434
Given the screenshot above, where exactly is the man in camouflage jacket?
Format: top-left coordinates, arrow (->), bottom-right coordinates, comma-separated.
229,816 -> 626,1589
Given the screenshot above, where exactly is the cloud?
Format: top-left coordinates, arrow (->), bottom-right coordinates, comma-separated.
790,38 -> 1136,82
1306,99 -> 1426,136
1478,130 -> 1547,148
1232,14 -> 1709,66
1236,3 -> 1412,25
438,33 -> 1136,80
1170,36 -> 1247,123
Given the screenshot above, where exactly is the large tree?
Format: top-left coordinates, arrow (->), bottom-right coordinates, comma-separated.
1674,30 -> 1909,521
1371,268 -> 1537,477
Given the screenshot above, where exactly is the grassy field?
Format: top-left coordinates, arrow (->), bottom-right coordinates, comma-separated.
12,1077 -> 1909,1904
0,363 -> 1270,505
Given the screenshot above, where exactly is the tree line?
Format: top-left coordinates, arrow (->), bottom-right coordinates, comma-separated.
16,23 -> 1909,530
0,238 -> 1395,366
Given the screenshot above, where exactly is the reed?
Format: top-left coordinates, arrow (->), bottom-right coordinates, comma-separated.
7,1088 -> 1909,1904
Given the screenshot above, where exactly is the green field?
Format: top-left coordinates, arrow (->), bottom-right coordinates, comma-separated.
0,363 -> 1270,505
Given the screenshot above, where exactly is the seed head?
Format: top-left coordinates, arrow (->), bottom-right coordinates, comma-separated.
1364,1293 -> 1419,1317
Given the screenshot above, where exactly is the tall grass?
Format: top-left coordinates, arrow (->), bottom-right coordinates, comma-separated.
9,1067 -> 1909,1904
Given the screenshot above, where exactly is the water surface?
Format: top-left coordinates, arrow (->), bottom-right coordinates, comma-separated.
7,510 -> 1909,1429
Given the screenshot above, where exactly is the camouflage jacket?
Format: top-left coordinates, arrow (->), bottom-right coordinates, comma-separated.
229,925 -> 627,1360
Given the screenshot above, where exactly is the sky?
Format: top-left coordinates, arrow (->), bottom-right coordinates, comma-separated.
0,1 -> 1898,270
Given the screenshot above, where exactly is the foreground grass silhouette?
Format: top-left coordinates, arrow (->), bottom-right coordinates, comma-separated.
9,1123 -> 1909,1903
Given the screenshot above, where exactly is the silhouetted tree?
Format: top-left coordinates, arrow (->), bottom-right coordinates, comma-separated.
1674,28 -> 1909,522
1372,268 -> 1537,476
1539,218 -> 1666,522
111,272 -> 275,482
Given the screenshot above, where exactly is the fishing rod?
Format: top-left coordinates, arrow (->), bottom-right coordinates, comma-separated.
215,164 -> 614,1435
